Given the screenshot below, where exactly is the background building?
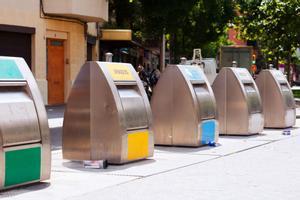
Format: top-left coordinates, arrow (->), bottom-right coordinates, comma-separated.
99,29 -> 160,70
0,0 -> 108,105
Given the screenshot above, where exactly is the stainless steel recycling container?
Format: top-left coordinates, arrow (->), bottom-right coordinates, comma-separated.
151,65 -> 219,146
63,62 -> 154,164
0,56 -> 50,190
256,69 -> 296,128
212,67 -> 264,135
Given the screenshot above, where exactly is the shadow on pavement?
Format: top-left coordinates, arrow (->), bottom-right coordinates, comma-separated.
219,133 -> 265,140
47,105 -> 65,150
0,182 -> 50,197
154,143 -> 221,154
46,105 -> 65,119
50,127 -> 62,151
263,127 -> 299,131
62,159 -> 156,172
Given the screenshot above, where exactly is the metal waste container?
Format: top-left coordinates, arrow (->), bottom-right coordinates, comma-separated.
212,67 -> 264,135
255,70 -> 296,128
202,58 -> 218,85
151,65 -> 219,146
0,57 -> 50,189
63,62 -> 154,164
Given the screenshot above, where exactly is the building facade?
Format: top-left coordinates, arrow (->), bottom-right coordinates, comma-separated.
100,29 -> 160,71
0,0 -> 108,105
227,28 -> 247,46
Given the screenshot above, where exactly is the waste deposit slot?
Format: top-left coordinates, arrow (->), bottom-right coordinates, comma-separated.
63,62 -> 154,164
151,65 -> 219,146
256,70 -> 296,128
212,67 -> 264,135
0,56 -> 50,190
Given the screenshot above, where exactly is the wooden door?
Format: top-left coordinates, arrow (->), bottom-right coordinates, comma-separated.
47,39 -> 65,105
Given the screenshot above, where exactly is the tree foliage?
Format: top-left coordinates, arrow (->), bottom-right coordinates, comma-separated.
174,0 -> 235,59
139,0 -> 197,38
236,0 -> 300,75
104,0 -> 142,31
104,0 -> 236,62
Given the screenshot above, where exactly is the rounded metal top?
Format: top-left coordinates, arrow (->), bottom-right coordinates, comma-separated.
180,57 -> 187,64
105,52 -> 113,62
232,61 -> 237,68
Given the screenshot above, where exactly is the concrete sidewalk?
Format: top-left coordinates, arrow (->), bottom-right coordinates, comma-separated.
1,106 -> 300,200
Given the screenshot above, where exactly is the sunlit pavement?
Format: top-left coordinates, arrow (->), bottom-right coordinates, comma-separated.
1,106 -> 300,200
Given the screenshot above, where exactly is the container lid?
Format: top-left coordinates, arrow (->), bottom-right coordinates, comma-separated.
232,68 -> 253,83
180,65 -> 206,84
270,70 -> 287,84
106,63 -> 136,82
0,59 -> 24,80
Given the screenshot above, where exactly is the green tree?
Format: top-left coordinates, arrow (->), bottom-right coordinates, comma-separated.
104,0 -> 142,34
140,0 -> 235,62
236,0 -> 300,80
104,0 -> 236,63
175,0 -> 235,59
139,0 -> 197,37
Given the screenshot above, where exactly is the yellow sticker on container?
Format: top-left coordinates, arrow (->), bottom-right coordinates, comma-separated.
127,130 -> 149,160
107,63 -> 135,81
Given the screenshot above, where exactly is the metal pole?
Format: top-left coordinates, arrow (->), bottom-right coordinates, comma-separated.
269,64 -> 274,69
232,61 -> 237,68
105,52 -> 113,62
180,57 -> 187,65
160,34 -> 166,71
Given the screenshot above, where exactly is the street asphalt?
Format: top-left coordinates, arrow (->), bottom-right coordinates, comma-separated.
1,106 -> 300,200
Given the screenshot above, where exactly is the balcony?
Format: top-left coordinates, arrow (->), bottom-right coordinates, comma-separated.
42,0 -> 108,22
